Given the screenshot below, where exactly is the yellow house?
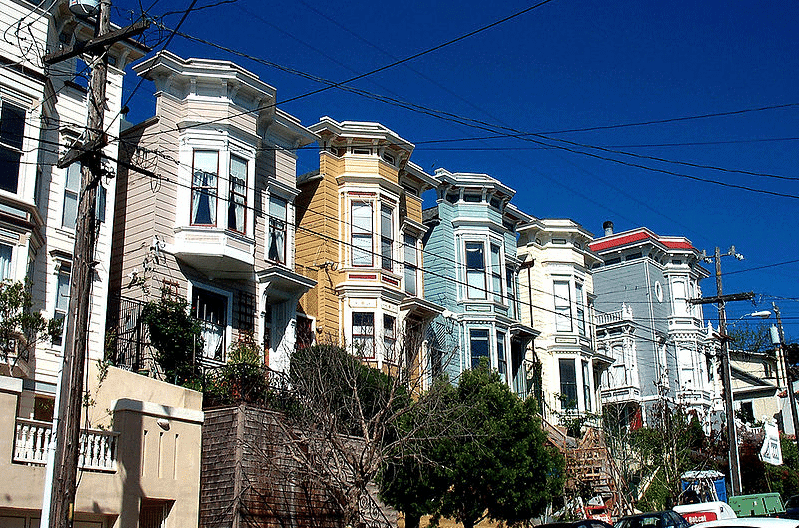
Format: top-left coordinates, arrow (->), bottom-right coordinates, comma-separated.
296,118 -> 441,379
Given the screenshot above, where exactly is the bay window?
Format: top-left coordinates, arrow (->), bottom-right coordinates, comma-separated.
381,205 -> 393,271
352,202 -> 373,267
506,266 -> 516,318
553,281 -> 572,332
0,243 -> 11,280
0,101 -> 25,194
62,163 -> 80,229
559,358 -> 577,410
383,314 -> 396,363
191,151 -> 218,226
582,360 -> 592,412
352,312 -> 374,358
465,242 -> 486,299
576,282 -> 586,337
268,195 -> 287,264
404,234 -> 417,296
490,244 -> 502,302
53,264 -> 71,346
227,155 -> 247,233
469,328 -> 489,369
192,287 -> 227,363
497,331 -> 507,382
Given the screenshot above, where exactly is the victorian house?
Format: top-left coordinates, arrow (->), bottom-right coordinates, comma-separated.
0,5 -> 203,528
516,218 -> 609,424
589,221 -> 716,427
422,169 -> 537,395
109,51 -> 317,375
295,118 -> 442,380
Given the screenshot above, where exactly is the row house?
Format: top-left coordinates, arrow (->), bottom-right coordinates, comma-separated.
295,118 -> 442,380
0,4 -> 202,528
422,169 -> 536,395
109,51 -> 318,375
589,221 -> 717,427
516,218 -> 610,423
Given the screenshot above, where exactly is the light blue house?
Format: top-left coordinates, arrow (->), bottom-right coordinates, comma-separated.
422,169 -> 537,395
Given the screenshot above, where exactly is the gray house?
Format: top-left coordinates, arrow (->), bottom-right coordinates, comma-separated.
589,222 -> 717,427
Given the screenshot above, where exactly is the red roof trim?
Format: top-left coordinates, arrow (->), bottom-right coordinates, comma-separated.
662,240 -> 694,250
589,231 -> 651,252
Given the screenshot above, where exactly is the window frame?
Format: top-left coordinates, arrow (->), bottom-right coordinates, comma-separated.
381,204 -> 393,271
52,263 -> 72,347
496,331 -> 507,383
227,154 -> 247,234
192,286 -> 229,363
351,201 -> 373,267
553,280 -> 573,332
490,243 -> 502,303
0,101 -> 26,195
267,195 -> 288,264
575,282 -> 586,337
559,358 -> 578,410
465,241 -> 486,300
191,150 -> 219,227
383,314 -> 396,363
469,328 -> 489,369
62,163 -> 81,230
403,234 -> 417,296
352,311 -> 375,359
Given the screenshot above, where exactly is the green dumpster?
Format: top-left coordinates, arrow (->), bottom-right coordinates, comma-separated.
728,493 -> 785,517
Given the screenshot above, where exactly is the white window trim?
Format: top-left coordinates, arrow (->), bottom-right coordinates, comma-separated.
188,281 -> 233,363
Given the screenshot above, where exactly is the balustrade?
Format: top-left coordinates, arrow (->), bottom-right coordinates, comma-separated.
14,418 -> 118,472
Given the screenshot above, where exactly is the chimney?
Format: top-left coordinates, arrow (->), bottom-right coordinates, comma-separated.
603,221 -> 614,236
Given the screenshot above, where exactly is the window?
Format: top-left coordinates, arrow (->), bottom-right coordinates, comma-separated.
62,163 -> 80,229
672,279 -> 687,315
268,196 -> 287,264
470,329 -> 489,369
191,151 -> 218,226
227,155 -> 247,233
351,201 -> 373,267
0,243 -> 11,281
490,244 -> 502,302
237,290 -> 255,332
381,205 -> 393,271
678,347 -> 694,389
497,331 -> 507,382
97,184 -> 106,223
53,264 -> 71,346
381,152 -> 395,164
0,102 -> 25,194
575,282 -> 586,337
383,315 -> 396,363
445,191 -> 458,204
582,360 -> 592,412
352,312 -> 374,358
740,401 -> 754,424
463,193 -> 481,203
296,315 -> 313,350
404,234 -> 417,296
506,266 -> 516,319
352,147 -> 371,155
553,281 -> 572,332
559,358 -> 577,410
33,395 -> 54,422
192,287 -> 227,363
465,242 -> 486,299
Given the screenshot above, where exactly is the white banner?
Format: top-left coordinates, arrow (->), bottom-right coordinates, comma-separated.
760,422 -> 783,466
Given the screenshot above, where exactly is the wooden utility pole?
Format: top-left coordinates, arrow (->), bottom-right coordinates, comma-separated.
689,246 -> 753,497
42,3 -> 146,527
772,303 -> 799,451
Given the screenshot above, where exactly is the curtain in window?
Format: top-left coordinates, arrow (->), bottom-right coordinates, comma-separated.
352,312 -> 374,357
268,196 -> 287,263
228,156 -> 247,232
351,202 -> 373,266
192,151 -> 218,225
465,242 -> 486,299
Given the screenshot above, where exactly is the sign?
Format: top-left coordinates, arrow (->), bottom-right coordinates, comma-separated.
761,422 -> 783,466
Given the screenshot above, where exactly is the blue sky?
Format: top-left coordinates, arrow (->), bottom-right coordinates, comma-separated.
113,0 -> 799,340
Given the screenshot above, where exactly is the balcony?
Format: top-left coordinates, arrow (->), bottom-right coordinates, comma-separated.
173,226 -> 254,279
601,385 -> 642,404
14,418 -> 118,472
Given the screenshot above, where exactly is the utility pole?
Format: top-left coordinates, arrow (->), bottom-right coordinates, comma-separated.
772,303 -> 799,451
41,4 -> 147,528
689,246 -> 753,497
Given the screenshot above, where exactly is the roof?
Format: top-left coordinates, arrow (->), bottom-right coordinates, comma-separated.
589,227 -> 697,254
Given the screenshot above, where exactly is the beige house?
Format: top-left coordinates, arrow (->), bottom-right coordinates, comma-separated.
109,51 -> 317,374
729,348 -> 780,425
516,219 -> 608,423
